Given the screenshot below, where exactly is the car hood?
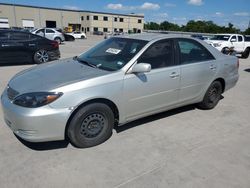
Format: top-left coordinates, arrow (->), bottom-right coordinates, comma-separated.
8,58 -> 110,94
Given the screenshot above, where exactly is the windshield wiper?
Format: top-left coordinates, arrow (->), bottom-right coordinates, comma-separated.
74,56 -> 98,69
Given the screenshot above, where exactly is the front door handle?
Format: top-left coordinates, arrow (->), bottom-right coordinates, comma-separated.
170,72 -> 179,78
29,43 -> 36,46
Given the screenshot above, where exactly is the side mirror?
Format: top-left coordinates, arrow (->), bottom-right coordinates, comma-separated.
230,38 -> 236,42
131,63 -> 151,73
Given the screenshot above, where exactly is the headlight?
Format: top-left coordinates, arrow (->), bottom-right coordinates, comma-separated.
13,92 -> 63,108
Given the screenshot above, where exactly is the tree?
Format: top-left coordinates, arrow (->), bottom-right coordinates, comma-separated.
244,28 -> 250,35
144,20 -> 241,34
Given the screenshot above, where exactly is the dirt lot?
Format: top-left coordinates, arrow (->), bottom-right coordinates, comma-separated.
0,36 -> 250,188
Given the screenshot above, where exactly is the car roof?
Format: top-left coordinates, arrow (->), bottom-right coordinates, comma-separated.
117,33 -> 191,41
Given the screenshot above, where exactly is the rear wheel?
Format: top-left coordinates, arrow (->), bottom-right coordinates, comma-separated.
34,49 -> 49,64
67,103 -> 114,148
242,48 -> 250,59
198,81 -> 222,110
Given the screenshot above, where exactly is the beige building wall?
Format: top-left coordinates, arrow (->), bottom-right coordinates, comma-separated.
0,4 -> 17,27
0,3 -> 144,33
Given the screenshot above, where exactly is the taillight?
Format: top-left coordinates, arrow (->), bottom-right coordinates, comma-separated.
51,41 -> 59,48
237,58 -> 239,69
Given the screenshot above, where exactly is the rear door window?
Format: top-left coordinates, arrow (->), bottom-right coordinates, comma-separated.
46,29 -> 55,33
238,36 -> 243,42
9,32 -> 29,41
177,39 -> 215,64
0,32 -> 10,40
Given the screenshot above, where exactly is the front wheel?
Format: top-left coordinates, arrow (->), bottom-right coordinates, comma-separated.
33,49 -> 49,64
54,37 -> 61,44
197,81 -> 222,110
221,47 -> 230,55
67,103 -> 114,148
242,48 -> 250,59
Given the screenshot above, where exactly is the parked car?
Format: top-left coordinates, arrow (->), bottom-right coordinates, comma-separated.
1,34 -> 239,148
191,34 -> 205,40
32,28 -> 65,44
67,31 -> 86,39
63,33 -> 75,41
205,34 -> 250,58
93,31 -> 103,35
0,30 -> 60,64
104,31 -> 123,39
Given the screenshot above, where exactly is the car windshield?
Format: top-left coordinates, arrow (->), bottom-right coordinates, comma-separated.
77,37 -> 148,71
210,35 -> 230,41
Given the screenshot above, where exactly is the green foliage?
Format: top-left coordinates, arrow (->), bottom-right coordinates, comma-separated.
244,28 -> 250,35
144,20 -> 244,34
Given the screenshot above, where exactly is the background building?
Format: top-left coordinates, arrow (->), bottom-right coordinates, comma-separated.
0,3 -> 144,34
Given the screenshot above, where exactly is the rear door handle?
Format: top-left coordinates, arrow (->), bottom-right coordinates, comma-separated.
170,72 -> 179,78
210,65 -> 217,70
29,44 -> 36,46
1,44 -> 10,47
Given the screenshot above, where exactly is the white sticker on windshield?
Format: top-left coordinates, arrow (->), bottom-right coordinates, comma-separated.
106,48 -> 121,54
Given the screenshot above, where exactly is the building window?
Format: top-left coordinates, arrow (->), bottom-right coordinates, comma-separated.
81,16 -> 84,21
138,19 -> 142,23
87,16 -> 89,20
120,18 -> 124,22
103,28 -> 108,32
87,27 -> 90,32
114,17 -> 117,22
93,16 -> 98,20
94,27 -> 98,31
82,27 -> 84,31
103,16 -> 108,21
119,28 -> 123,32
114,28 -> 117,32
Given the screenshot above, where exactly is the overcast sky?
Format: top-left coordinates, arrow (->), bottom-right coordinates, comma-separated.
1,0 -> 250,30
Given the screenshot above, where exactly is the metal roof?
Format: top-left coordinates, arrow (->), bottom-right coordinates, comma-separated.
119,33 -> 188,41
0,3 -> 144,18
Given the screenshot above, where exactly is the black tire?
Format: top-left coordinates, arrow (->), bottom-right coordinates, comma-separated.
54,37 -> 61,44
67,103 -> 114,148
242,48 -> 250,59
80,35 -> 85,39
197,81 -> 223,110
33,49 -> 49,64
221,47 -> 229,55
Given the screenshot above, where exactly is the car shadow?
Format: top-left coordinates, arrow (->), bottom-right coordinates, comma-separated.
13,104 -> 208,150
244,68 -> 250,73
115,105 -> 196,133
14,134 -> 69,151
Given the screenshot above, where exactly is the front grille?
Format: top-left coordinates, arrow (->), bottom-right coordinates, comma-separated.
7,86 -> 19,101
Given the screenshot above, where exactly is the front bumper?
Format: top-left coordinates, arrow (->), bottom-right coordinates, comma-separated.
1,89 -> 71,142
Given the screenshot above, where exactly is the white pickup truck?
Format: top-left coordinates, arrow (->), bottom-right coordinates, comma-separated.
205,34 -> 250,58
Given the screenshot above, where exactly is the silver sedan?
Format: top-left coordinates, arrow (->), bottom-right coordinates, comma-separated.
1,34 -> 239,148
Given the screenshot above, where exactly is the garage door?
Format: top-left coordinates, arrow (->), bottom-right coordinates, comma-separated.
0,18 -> 9,28
22,19 -> 34,28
